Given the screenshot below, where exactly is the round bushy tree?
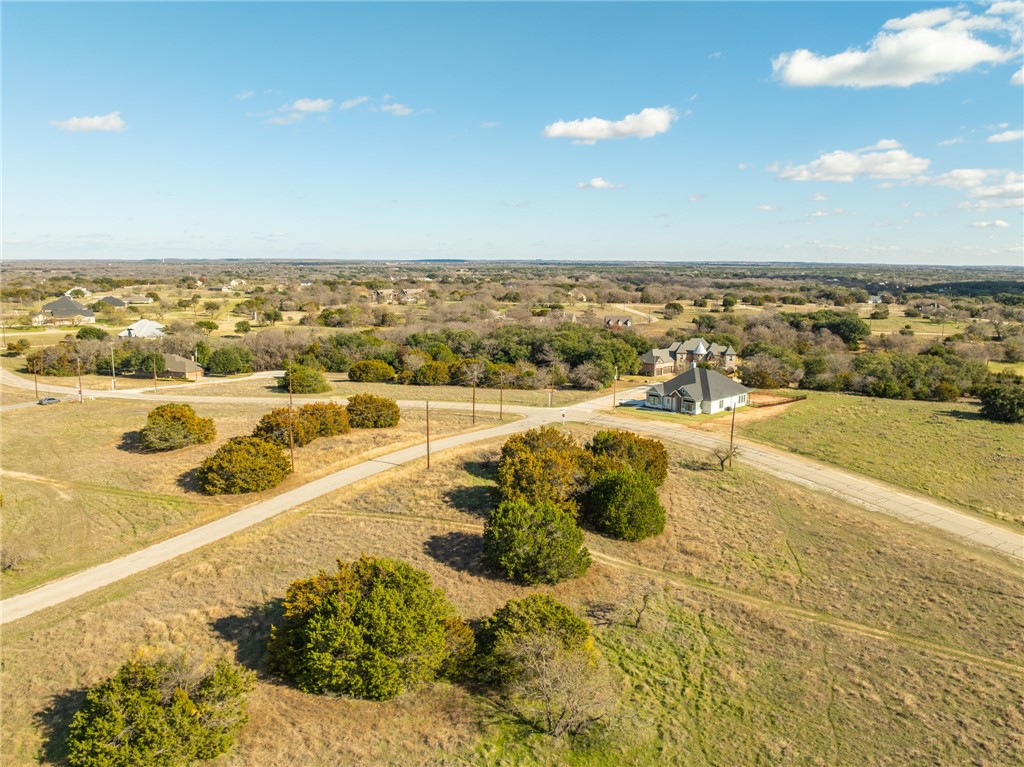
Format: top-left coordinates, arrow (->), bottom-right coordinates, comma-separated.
474,594 -> 595,688
207,346 -> 253,375
346,393 -> 400,428
483,500 -> 591,585
413,361 -> 450,385
299,401 -> 351,438
66,655 -> 254,767
585,470 -> 665,541
267,557 -> 474,701
197,436 -> 291,495
979,381 -> 1024,423
586,429 -> 669,486
76,326 -> 109,341
496,426 -> 588,510
278,363 -> 330,394
347,359 -> 396,382
138,403 -> 216,452
252,407 -> 320,447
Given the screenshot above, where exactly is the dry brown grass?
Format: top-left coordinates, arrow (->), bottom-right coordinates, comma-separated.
1,429 -> 1020,765
1,398 -> 507,594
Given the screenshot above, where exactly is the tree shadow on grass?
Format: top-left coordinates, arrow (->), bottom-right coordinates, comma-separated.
462,457 -> 496,481
175,467 -> 204,494
424,531 -> 500,580
210,599 -> 284,676
443,485 -> 495,519
117,430 -> 144,453
35,686 -> 89,766
938,408 -> 986,422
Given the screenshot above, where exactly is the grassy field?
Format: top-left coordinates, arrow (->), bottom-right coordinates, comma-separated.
191,372 -> 607,407
2,431 -> 1020,766
0,398 -> 507,595
989,360 -> 1024,376
740,391 -> 1024,528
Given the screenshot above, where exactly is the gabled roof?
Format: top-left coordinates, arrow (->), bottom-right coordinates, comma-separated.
648,366 -> 750,402
708,342 -> 737,356
118,319 -> 166,338
98,296 -> 127,307
42,296 -> 94,318
677,337 -> 709,352
640,349 -> 673,365
163,353 -> 199,373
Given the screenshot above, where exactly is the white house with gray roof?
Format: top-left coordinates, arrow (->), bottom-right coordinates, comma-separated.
645,365 -> 750,415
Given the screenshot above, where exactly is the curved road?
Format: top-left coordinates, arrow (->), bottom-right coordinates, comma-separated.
1,371 -> 1019,625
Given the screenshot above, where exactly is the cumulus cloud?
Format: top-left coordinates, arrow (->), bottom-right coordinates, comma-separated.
971,219 -> 1010,227
938,136 -> 965,146
381,102 -> 414,116
50,111 -> 125,132
234,90 -> 254,101
339,96 -> 370,110
924,168 -> 1024,209
737,162 -> 748,170
543,106 -> 678,144
688,194 -> 704,202
755,204 -> 780,211
811,192 -> 829,201
264,112 -> 305,126
289,98 -> 333,112
771,4 -> 1018,87
773,140 -> 930,181
988,129 -> 1024,142
480,121 -> 500,128
577,177 -> 623,189
1013,66 -> 1024,84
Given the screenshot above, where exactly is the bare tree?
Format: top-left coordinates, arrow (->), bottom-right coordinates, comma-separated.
502,635 -> 617,737
624,584 -> 659,629
711,446 -> 739,471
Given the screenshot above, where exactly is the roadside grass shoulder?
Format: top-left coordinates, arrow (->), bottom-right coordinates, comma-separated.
739,391 -> 1024,528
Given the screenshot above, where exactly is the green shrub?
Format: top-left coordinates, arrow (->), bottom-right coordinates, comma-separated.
207,346 -> 253,375
278,363 -> 330,394
346,393 -> 400,428
138,403 -> 216,452
496,426 -> 588,510
474,594 -> 595,688
979,381 -> 1024,423
75,326 -> 109,341
483,500 -> 591,585
66,655 -> 254,767
586,429 -> 668,486
197,436 -> 291,495
585,470 -> 665,541
267,557 -> 474,700
299,401 -> 351,438
252,407 -> 320,447
413,360 -> 451,385
348,359 -> 396,382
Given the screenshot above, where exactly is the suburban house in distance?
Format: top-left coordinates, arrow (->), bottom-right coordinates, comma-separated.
161,354 -> 202,379
639,337 -> 737,375
97,296 -> 128,308
119,319 -> 166,338
645,365 -> 750,415
32,296 -> 96,326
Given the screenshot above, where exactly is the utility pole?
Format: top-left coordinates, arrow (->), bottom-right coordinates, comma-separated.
612,365 -> 617,407
499,381 -> 504,421
425,399 -> 431,470
548,383 -> 554,408
728,405 -> 737,468
194,346 -> 200,382
110,348 -> 116,390
287,367 -> 296,473
153,356 -> 158,393
34,372 -> 39,399
77,358 -> 84,404
471,378 -> 477,425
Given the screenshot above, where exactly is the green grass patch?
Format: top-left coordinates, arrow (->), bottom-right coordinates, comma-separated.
740,391 -> 1024,528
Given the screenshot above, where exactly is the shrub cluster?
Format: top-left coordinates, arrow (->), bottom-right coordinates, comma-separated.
197,436 -> 291,495
979,379 -> 1024,423
346,393 -> 401,428
251,401 -> 350,447
138,403 -> 216,452
584,469 -> 665,542
347,359 -> 396,382
586,429 -> 668,485
66,655 -> 254,767
496,426 -> 588,510
483,499 -> 591,585
278,363 -> 330,394
267,557 -> 474,700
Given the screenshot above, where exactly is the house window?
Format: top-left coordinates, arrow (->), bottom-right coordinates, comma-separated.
739,394 -> 746,404
718,400 -> 723,409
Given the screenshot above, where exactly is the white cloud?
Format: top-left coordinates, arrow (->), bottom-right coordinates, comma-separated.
771,5 -> 1016,87
289,98 -> 333,112
811,192 -> 828,201
924,168 -> 1024,210
264,112 -> 305,126
988,129 -> 1024,142
1013,67 -> 1024,85
577,177 -> 623,189
938,136 -> 965,146
737,162 -> 748,170
481,121 -> 500,128
50,111 -> 125,132
755,204 -> 780,211
339,96 -> 370,110
774,141 -> 930,182
971,220 -> 1010,227
688,194 -> 704,202
543,106 -> 678,144
234,90 -> 254,101
708,52 -> 721,59
381,102 -> 413,117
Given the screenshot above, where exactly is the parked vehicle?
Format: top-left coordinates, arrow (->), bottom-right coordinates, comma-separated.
38,397 -> 61,405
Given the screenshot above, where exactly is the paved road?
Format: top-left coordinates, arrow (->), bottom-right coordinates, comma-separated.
2,375 -> 1019,625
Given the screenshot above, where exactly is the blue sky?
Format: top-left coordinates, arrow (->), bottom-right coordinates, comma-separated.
4,1 -> 1023,265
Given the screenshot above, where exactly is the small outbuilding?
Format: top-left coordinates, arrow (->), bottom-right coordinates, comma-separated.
161,353 -> 201,379
645,365 -> 750,415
